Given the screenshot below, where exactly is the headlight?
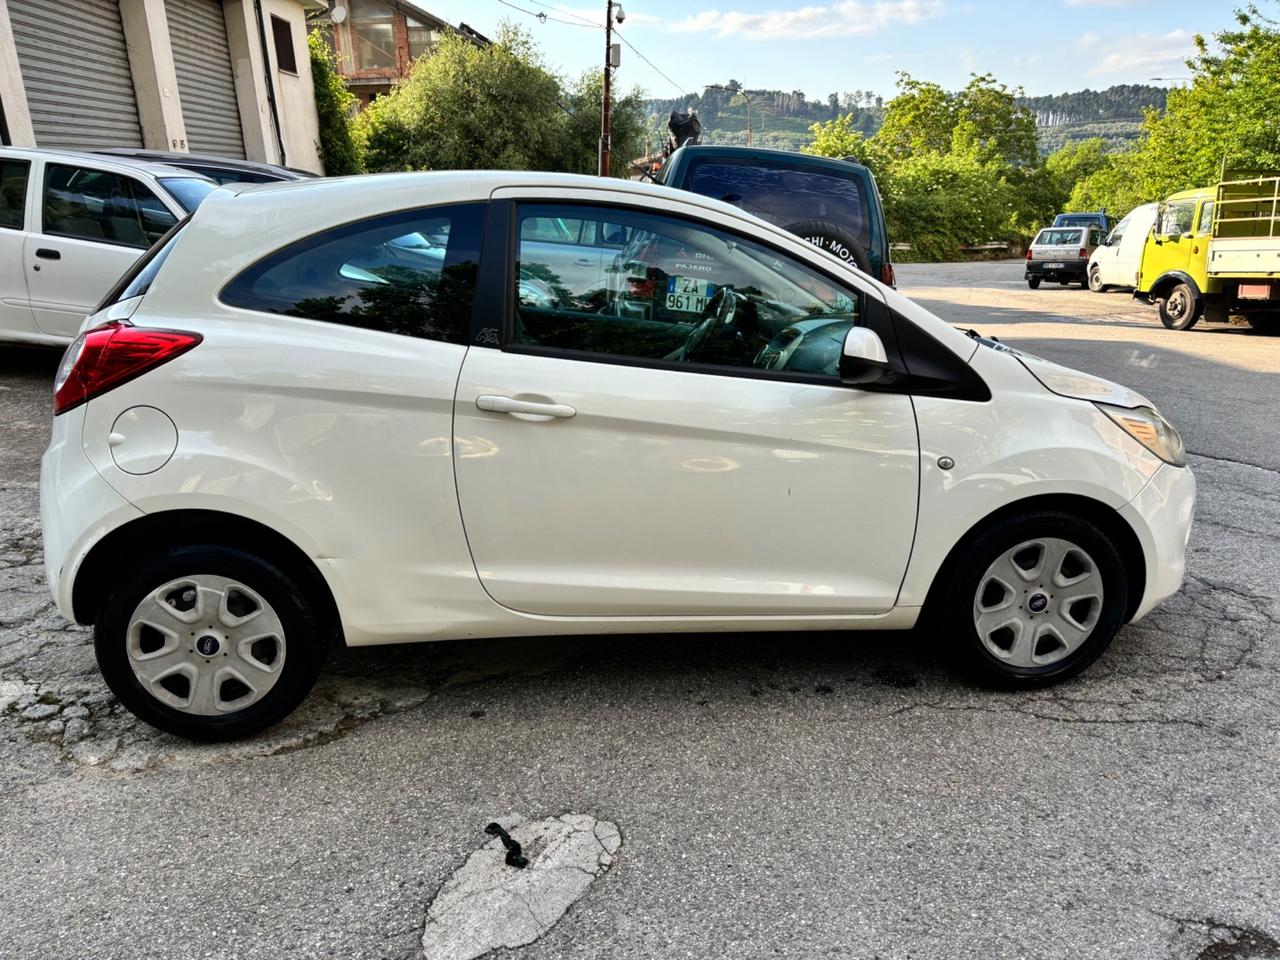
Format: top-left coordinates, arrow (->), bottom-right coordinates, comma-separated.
1096,403 -> 1186,466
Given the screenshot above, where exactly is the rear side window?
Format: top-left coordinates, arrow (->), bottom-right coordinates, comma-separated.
43,164 -> 177,247
221,202 -> 485,343
0,159 -> 29,229
685,159 -> 872,252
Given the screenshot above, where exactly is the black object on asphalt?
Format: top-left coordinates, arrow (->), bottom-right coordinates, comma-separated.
484,822 -> 529,869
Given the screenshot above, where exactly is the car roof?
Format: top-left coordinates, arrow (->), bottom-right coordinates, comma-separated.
0,145 -> 212,179
93,148 -> 312,179
1165,187 -> 1214,202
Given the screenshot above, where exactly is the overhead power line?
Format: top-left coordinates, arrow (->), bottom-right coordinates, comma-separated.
496,0 -> 599,28
613,29 -> 687,96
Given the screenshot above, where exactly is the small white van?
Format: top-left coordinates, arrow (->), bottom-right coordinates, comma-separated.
1088,203 -> 1159,293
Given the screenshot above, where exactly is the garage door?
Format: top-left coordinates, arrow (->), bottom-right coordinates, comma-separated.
9,0 -> 143,149
167,0 -> 247,158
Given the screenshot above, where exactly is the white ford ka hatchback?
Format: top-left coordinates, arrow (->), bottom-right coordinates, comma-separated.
40,172 -> 1195,740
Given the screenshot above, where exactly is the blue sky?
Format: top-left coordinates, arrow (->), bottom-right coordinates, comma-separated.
418,0 -> 1229,99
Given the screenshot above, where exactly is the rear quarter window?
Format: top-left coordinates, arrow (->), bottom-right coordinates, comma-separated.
220,202 -> 485,344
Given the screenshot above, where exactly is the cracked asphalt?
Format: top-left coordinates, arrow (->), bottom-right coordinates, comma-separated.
1,259 -> 1278,959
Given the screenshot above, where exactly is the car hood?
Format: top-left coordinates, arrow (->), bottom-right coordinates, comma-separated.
1017,352 -> 1151,409
966,333 -> 1151,409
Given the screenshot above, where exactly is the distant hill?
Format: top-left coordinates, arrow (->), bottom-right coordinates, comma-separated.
642,83 -> 1167,156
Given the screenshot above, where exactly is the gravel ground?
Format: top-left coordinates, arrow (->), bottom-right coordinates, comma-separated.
1,260 -> 1277,959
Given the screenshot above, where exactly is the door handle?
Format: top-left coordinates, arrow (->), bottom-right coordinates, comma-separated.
476,395 -> 576,419
35,248 -> 61,260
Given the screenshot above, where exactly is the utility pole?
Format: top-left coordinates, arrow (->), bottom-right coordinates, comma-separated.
599,1 -> 624,176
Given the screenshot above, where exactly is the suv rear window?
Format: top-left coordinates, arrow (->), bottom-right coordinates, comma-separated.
685,158 -> 871,252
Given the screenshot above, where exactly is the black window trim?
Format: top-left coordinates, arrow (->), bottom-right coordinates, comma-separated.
40,162 -> 174,250
486,197 -> 989,401
0,157 -> 30,231
217,199 -> 487,346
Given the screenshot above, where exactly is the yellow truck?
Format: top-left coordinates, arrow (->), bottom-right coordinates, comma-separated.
1136,173 -> 1280,332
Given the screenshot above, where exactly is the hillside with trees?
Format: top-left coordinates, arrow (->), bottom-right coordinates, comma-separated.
644,83 -> 1167,155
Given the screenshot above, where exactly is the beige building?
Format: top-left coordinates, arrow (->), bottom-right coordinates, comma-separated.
0,0 -> 324,173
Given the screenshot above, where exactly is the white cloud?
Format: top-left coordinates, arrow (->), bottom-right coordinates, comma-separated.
1081,28 -> 1197,80
664,0 -> 944,40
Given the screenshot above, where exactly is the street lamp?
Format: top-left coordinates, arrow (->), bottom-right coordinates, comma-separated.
598,1 -> 625,176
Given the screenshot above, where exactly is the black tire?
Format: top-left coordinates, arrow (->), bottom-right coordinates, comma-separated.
936,511 -> 1128,688
1027,276 -> 1041,290
95,545 -> 331,741
1087,265 -> 1107,293
783,219 -> 873,275
1158,282 -> 1202,330
1078,275 -> 1090,289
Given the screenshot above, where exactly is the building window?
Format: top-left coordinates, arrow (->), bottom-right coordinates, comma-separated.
351,0 -> 395,71
271,15 -> 298,74
406,17 -> 438,61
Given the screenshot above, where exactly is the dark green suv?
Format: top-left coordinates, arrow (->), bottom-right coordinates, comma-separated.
657,145 -> 894,286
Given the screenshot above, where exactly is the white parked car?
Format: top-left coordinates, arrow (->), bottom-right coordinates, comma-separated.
41,172 -> 1196,740
0,147 -> 215,345
1088,202 -> 1160,293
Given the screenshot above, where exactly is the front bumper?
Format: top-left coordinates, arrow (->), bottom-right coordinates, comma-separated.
1118,463 -> 1196,621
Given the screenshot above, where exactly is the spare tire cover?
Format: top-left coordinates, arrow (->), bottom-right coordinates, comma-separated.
783,219 -> 872,275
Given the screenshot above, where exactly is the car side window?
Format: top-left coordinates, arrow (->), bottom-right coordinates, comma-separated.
513,203 -> 865,380
221,202 -> 485,344
0,160 -> 30,230
1107,218 -> 1128,244
43,164 -> 176,248
1158,201 -> 1196,237
1197,201 -> 1215,235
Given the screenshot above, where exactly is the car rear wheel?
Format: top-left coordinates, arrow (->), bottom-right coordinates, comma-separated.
1246,312 -> 1280,335
1088,266 -> 1106,293
938,511 -> 1128,687
95,545 -> 330,740
1027,276 -> 1041,290
1158,282 -> 1202,330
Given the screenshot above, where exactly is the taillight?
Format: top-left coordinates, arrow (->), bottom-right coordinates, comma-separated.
880,260 -> 896,287
1079,247 -> 1087,258
53,321 -> 201,415
1025,248 -> 1033,261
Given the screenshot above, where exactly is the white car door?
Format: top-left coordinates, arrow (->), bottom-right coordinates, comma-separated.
453,198 -> 920,618
0,155 -> 38,340
24,162 -> 180,339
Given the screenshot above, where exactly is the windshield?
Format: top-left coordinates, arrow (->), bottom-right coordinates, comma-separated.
158,177 -> 216,213
685,158 -> 872,253
1055,215 -> 1097,227
1035,228 -> 1084,246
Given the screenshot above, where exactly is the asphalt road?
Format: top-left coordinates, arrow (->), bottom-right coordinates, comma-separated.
2,260 -> 1278,960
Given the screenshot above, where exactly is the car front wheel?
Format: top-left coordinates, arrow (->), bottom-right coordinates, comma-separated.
1088,266 -> 1106,292
939,511 -> 1128,686
1158,282 -> 1202,330
95,545 -> 330,740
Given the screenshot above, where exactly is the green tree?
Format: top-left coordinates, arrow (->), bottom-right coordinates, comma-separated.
557,71 -> 649,177
357,24 -> 565,173
1070,5 -> 1280,214
875,74 -> 957,159
308,30 -> 361,175
803,113 -> 884,173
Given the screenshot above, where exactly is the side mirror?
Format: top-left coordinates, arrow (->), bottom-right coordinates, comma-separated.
839,327 -> 891,386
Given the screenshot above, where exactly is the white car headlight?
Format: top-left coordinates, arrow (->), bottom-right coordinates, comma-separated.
1096,403 -> 1186,467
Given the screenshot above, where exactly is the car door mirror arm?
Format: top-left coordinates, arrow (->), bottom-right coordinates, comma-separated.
839,327 -> 892,386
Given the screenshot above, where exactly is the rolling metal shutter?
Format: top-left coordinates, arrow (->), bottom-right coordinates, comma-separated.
166,0 -> 246,158
9,0 -> 143,149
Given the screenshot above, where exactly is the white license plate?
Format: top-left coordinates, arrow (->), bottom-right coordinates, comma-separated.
1044,262 -> 1065,269
666,276 -> 715,313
